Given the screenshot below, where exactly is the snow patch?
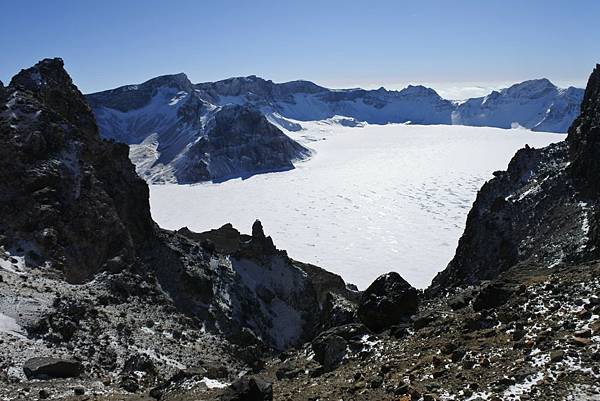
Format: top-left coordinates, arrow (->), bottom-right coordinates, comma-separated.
0,313 -> 25,338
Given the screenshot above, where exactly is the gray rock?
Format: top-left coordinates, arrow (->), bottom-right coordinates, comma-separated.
220,376 -> 273,401
23,357 -> 83,379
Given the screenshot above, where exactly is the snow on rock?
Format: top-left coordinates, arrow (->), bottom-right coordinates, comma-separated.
87,75 -> 581,184
87,76 -> 309,184
0,313 -> 25,338
195,75 -> 582,133
453,79 -> 583,133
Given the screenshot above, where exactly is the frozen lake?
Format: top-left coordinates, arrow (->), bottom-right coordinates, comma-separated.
150,122 -> 563,289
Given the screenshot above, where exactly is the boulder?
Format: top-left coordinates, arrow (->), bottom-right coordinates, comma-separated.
472,282 -> 514,311
311,324 -> 371,371
312,334 -> 347,371
23,357 -> 83,379
220,376 -> 273,401
357,272 -> 418,332
448,293 -> 472,310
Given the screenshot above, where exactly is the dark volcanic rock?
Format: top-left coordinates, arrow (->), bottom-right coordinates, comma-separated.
431,64 -> 600,292
311,324 -> 371,371
221,376 -> 273,401
357,272 -> 418,332
23,357 -> 83,379
0,58 -> 155,283
567,64 -> 600,196
472,282 -> 514,311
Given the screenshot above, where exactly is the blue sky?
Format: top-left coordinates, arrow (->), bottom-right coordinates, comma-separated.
1,0 -> 599,98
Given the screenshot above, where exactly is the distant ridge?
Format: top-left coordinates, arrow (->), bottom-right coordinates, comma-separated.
87,74 -> 583,183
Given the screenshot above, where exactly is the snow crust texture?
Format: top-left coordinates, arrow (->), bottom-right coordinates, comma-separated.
150,122 -> 563,289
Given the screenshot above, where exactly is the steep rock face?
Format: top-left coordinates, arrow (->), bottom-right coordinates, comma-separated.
87,77 -> 309,184
0,58 -> 155,283
567,64 -> 600,196
431,66 -> 600,292
174,104 -> 310,183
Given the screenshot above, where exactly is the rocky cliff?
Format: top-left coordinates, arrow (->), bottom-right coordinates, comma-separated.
0,58 -> 155,283
430,65 -> 600,292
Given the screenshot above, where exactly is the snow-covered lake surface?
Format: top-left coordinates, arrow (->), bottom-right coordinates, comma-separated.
150,122 -> 564,289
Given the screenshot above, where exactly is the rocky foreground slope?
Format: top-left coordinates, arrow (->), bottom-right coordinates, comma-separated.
0,59 -> 355,400
0,59 -> 599,401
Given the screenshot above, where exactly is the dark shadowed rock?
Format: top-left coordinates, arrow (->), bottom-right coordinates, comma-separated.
431,65 -> 600,292
23,357 -> 83,379
0,58 -> 155,283
357,272 -> 418,332
567,64 -> 600,196
472,282 -> 515,311
175,104 -> 309,183
221,376 -> 273,401
311,324 -> 371,371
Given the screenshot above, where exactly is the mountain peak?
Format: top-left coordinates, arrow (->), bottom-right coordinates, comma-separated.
10,57 -> 72,93
503,78 -> 557,97
141,72 -> 193,92
400,85 -> 441,98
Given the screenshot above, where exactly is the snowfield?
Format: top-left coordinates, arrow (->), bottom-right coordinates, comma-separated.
150,122 -> 564,289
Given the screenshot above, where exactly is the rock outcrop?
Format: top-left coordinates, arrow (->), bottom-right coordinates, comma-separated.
0,58 -> 155,283
174,104 -> 309,183
357,272 -> 418,332
430,65 -> 600,292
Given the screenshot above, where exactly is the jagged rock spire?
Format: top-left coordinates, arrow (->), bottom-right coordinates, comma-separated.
0,58 -> 155,282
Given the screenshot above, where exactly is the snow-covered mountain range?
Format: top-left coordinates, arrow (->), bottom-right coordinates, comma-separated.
87,74 -> 309,183
87,74 -> 583,183
195,75 -> 583,132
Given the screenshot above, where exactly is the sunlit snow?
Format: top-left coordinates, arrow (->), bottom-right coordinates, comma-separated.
150,122 -> 563,289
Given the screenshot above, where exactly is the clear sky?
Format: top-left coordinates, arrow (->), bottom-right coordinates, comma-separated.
1,0 -> 599,98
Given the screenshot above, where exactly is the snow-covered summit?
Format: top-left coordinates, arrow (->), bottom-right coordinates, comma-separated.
191,75 -> 582,132
452,78 -> 583,132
